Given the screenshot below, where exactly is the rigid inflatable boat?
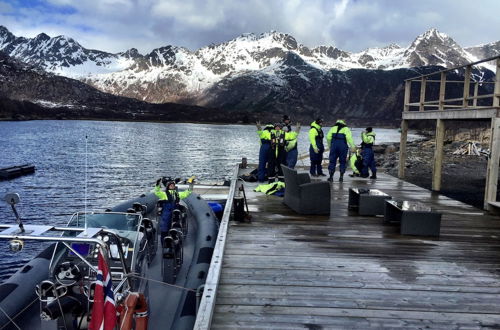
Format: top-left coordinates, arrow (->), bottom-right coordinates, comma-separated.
0,188 -> 219,330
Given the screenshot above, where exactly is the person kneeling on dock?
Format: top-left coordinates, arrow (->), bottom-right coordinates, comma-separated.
348,149 -> 363,177
154,178 -> 192,244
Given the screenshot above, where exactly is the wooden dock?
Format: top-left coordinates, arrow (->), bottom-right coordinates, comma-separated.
197,169 -> 500,329
0,164 -> 35,180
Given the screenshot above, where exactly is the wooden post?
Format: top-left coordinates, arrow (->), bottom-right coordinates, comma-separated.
419,77 -> 427,111
463,65 -> 471,108
404,81 -> 411,112
473,82 -> 479,108
432,119 -> 445,191
494,58 -> 500,108
398,120 -> 408,179
439,72 -> 446,110
485,117 -> 500,210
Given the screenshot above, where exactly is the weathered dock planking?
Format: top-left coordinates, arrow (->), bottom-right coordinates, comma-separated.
0,164 -> 35,180
206,169 -> 500,329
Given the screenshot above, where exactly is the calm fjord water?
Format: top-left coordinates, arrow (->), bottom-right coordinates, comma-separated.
0,120 -> 419,280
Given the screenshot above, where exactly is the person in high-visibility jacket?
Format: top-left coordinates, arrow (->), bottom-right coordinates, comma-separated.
361,127 -> 377,179
256,122 -> 273,182
349,149 -> 363,177
308,118 -> 325,176
154,178 -> 192,243
282,115 -> 291,166
267,123 -> 287,183
283,118 -> 301,169
326,119 -> 355,182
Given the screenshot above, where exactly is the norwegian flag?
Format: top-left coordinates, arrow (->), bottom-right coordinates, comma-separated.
89,248 -> 117,330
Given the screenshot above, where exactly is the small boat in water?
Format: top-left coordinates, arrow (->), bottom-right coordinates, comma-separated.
0,184 -> 221,329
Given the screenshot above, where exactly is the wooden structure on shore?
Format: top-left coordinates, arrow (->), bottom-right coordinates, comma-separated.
398,55 -> 500,210
195,168 -> 500,328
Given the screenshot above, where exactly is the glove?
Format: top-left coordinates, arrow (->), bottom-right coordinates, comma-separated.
256,121 -> 262,131
156,178 -> 162,186
350,147 -> 356,153
314,148 -> 319,153
296,122 -> 301,133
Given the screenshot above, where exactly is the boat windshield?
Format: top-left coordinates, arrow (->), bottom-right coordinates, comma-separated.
68,212 -> 141,232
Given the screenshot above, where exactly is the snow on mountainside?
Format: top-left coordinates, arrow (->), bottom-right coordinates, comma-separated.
0,25 -> 498,104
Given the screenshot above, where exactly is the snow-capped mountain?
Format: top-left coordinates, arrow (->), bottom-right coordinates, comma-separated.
1,26 -> 497,105
0,51 -> 233,123
0,25 -> 498,123
466,40 -> 500,62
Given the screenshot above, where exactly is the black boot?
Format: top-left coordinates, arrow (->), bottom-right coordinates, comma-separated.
327,170 -> 334,182
339,172 -> 344,182
370,174 -> 377,179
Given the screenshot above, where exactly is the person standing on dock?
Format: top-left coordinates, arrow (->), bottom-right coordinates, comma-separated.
309,118 -> 325,177
326,119 -> 355,182
283,115 -> 301,169
154,178 -> 192,244
361,127 -> 377,179
268,123 -> 287,183
256,122 -> 273,182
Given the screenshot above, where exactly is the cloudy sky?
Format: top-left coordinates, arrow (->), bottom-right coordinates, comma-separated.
1,0 -> 499,54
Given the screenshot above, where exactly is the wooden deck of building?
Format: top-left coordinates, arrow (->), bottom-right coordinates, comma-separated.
209,171 -> 500,329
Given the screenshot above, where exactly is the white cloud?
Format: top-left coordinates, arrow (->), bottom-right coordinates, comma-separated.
1,0 -> 499,54
0,1 -> 13,13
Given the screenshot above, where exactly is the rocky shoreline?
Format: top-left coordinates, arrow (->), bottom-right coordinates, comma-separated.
376,138 -> 491,209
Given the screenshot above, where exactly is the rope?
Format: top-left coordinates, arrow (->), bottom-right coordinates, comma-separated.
0,294 -> 41,330
127,273 -> 196,293
0,305 -> 20,330
54,284 -> 68,330
192,183 -> 227,196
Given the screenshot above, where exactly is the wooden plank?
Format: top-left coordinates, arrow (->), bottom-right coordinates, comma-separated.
419,77 -> 427,111
210,170 -> 500,329
485,117 -> 500,209
438,72 -> 446,110
405,54 -> 500,81
398,120 -> 408,178
403,80 -> 411,112
493,57 -> 500,108
473,82 -> 479,107
402,108 -> 499,120
463,65 -> 471,107
432,119 -> 445,191
213,305 -> 500,324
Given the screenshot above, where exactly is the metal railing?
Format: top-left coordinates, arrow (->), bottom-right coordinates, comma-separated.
193,164 -> 239,329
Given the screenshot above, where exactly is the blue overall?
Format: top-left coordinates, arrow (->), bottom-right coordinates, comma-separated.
159,192 -> 179,232
267,131 -> 286,183
328,134 -> 348,173
361,146 -> 376,177
309,138 -> 324,175
258,140 -> 271,182
286,148 -> 298,169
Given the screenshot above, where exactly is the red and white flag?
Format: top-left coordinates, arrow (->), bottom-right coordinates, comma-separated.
89,248 -> 117,330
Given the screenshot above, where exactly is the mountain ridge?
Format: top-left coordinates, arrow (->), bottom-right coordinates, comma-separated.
1,26 -> 498,125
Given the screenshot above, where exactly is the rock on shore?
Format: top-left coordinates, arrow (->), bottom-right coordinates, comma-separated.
376,138 -> 492,209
